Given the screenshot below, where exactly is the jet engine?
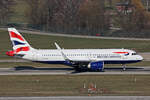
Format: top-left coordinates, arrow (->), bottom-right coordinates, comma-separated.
88,61 -> 104,71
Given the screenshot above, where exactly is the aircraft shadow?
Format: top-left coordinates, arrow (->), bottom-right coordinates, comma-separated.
14,66 -> 74,71
14,66 -> 148,72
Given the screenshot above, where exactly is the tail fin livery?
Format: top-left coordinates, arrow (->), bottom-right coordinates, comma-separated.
6,28 -> 33,56
8,28 -> 31,50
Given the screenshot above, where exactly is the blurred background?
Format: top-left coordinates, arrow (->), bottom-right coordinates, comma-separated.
1,0 -> 150,38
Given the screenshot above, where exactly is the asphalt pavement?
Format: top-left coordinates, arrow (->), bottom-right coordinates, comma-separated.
0,96 -> 150,100
0,66 -> 149,75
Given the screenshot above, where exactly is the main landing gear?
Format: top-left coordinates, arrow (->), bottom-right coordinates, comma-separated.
122,64 -> 126,71
74,64 -> 88,72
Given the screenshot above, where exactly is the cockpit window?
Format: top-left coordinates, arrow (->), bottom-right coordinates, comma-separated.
132,53 -> 137,55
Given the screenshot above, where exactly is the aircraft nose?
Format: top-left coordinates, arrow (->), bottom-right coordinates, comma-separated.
137,55 -> 143,61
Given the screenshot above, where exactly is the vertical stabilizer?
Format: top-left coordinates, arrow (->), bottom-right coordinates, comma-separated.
6,28 -> 34,56
8,28 -> 32,50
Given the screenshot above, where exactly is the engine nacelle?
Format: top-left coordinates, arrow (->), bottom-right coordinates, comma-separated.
88,61 -> 104,71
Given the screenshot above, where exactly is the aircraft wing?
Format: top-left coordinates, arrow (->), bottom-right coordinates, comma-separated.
54,42 -> 90,64
54,43 -> 103,70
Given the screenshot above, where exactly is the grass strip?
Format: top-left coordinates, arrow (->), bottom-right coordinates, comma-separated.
0,75 -> 150,96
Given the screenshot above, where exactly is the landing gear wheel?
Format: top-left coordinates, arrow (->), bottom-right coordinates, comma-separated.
122,64 -> 126,71
74,67 -> 81,72
74,66 -> 88,72
101,69 -> 105,72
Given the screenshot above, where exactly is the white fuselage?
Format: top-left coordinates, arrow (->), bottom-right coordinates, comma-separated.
22,49 -> 143,64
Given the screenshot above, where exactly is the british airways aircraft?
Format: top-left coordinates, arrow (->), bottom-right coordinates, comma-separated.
6,28 -> 143,71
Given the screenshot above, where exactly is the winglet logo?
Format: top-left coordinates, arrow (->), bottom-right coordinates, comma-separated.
10,31 -> 24,41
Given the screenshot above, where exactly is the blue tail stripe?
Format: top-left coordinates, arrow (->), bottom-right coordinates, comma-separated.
13,40 -> 25,45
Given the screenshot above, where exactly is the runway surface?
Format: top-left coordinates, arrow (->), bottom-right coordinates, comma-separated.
0,66 -> 150,75
0,59 -> 29,63
1,96 -> 150,100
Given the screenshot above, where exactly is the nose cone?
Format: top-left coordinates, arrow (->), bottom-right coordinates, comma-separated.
137,55 -> 143,61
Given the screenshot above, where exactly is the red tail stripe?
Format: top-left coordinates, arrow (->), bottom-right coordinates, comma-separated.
113,52 -> 129,54
6,51 -> 15,56
6,47 -> 29,57
10,31 -> 24,41
15,47 -> 30,53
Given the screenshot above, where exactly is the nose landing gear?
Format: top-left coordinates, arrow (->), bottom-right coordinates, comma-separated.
122,64 -> 126,71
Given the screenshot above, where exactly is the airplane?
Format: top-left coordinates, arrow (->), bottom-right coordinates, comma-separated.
6,28 -> 143,71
